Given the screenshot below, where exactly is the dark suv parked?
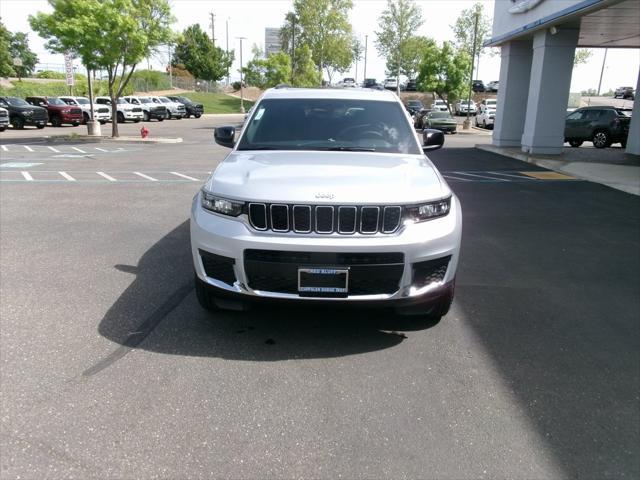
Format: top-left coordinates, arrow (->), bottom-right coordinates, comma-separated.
564,106 -> 631,148
614,87 -> 635,100
0,96 -> 48,129
472,80 -> 485,92
26,96 -> 83,127
167,96 -> 204,118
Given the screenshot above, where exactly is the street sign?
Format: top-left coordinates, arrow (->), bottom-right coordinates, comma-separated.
265,28 -> 281,56
64,52 -> 74,86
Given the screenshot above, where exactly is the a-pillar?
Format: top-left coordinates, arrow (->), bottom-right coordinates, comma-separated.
492,39 -> 533,147
521,24 -> 579,154
625,69 -> 640,155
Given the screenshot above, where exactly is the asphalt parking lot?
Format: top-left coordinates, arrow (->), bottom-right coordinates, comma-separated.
1,118 -> 638,479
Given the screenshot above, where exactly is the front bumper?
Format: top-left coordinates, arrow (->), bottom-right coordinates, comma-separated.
61,113 -> 83,124
123,110 -> 144,120
191,193 -> 462,303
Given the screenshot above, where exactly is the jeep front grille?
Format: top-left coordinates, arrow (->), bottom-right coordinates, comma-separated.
248,203 -> 402,235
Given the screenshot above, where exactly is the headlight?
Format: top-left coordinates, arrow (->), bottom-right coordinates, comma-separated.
23,109 -> 34,116
201,190 -> 244,216
62,108 -> 71,114
405,197 -> 451,222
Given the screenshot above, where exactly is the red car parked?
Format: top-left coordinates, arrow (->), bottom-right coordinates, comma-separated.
25,96 -> 83,127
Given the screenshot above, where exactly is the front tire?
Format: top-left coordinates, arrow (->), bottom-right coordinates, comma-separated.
143,111 -> 150,122
11,117 -> 24,129
166,112 -> 172,120
36,124 -> 45,129
482,119 -> 487,129
195,274 -> 220,312
51,115 -> 62,127
569,140 -> 583,147
117,112 -> 125,123
83,112 -> 89,125
592,130 -> 611,149
194,114 -> 201,119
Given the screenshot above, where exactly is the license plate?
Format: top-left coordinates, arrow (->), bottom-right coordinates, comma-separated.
298,267 -> 349,297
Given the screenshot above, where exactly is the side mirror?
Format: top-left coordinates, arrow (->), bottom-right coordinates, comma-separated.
422,128 -> 444,152
214,126 -> 236,148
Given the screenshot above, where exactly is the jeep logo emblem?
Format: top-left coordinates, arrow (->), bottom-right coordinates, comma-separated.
315,193 -> 335,200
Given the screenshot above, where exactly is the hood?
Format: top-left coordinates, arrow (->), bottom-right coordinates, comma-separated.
205,150 -> 449,204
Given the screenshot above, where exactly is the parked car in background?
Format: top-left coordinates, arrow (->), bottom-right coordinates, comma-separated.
564,106 -> 630,148
123,96 -> 166,121
167,96 -> 204,118
472,80 -> 485,92
95,96 -> 143,123
476,99 -> 497,128
614,87 -> 635,100
25,96 -> 82,127
0,96 -> 48,129
59,96 -> 111,124
146,95 -> 185,119
405,99 -> 423,115
486,80 -> 499,93
0,107 -> 9,131
431,99 -> 448,111
383,78 -> 398,90
455,100 -> 476,116
404,79 -> 417,91
423,111 -> 457,133
363,78 -> 378,88
341,77 -> 356,87
413,108 -> 434,129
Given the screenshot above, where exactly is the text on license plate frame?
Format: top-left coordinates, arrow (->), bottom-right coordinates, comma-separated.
298,267 -> 349,297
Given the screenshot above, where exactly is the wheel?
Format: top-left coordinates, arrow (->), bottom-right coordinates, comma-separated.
36,124 -> 45,129
592,130 -> 611,149
184,113 -> 191,119
134,119 -> 141,123
72,123 -> 79,127
482,119 -> 487,128
117,112 -> 125,123
11,117 -> 24,129
51,115 -> 62,127
569,140 -> 583,147
166,111 -> 172,120
176,115 -> 182,120
83,112 -> 89,125
621,139 -> 627,148
158,117 -> 164,122
0,126 -> 5,132
475,117 -> 479,127
143,111 -> 149,122
194,114 -> 201,119
99,120 -> 106,125
195,274 -> 220,312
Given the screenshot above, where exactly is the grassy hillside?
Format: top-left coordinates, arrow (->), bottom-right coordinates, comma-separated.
179,92 -> 254,114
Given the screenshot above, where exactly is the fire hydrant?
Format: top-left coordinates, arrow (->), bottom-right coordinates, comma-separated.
140,126 -> 149,139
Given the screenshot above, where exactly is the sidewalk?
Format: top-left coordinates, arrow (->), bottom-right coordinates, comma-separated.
477,144 -> 640,195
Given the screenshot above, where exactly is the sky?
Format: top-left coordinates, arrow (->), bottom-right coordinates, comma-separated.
1,0 -> 639,93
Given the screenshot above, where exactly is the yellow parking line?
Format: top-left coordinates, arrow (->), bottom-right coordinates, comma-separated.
520,171 -> 576,180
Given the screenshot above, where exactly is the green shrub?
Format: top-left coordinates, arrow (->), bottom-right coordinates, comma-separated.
0,78 -> 134,98
35,70 -> 66,79
130,69 -> 171,93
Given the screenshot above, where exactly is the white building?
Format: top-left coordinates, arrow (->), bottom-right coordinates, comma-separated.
486,0 -> 640,155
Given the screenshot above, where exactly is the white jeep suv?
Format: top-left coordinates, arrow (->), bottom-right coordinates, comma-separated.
191,88 -> 462,317
475,99 -> 497,129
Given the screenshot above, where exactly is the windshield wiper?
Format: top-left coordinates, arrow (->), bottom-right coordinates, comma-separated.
325,146 -> 376,152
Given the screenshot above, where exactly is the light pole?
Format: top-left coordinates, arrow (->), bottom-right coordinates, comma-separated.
363,34 -> 368,81
597,48 -> 608,96
237,36 -> 246,113
226,18 -> 230,86
463,11 -> 479,129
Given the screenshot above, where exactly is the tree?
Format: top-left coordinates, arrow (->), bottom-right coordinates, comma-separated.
243,45 -> 320,89
292,44 -> 322,87
375,0 -> 424,89
451,3 -> 491,62
9,32 -> 39,78
417,41 -> 471,113
30,0 -> 174,137
0,21 -> 15,77
574,48 -> 593,66
172,24 -> 233,82
385,35 -> 430,80
280,0 -> 356,82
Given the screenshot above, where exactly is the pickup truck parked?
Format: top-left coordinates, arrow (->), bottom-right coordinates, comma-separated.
167,96 -> 204,118
149,96 -> 186,119
25,96 -> 83,127
95,97 -> 143,123
0,96 -> 48,129
122,96 -> 166,121
59,96 -> 111,124
0,107 -> 9,131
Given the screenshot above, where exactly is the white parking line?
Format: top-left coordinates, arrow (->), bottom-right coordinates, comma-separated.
48,146 -> 61,153
133,172 -> 158,182
1,145 -> 8,152
21,171 -> 33,181
71,147 -> 86,153
170,172 -> 199,181
490,171 -> 532,180
97,171 -> 117,182
95,147 -> 108,152
452,171 -> 509,182
59,171 -> 76,181
24,145 -> 34,152
443,175 -> 472,182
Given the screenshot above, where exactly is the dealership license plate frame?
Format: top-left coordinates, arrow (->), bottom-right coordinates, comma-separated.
298,267 -> 349,298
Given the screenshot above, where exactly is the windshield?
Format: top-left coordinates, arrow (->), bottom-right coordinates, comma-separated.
5,97 -> 30,107
138,97 -> 151,103
117,98 -> 129,104
238,98 -> 420,154
75,97 -> 90,105
159,97 -> 171,103
486,101 -> 497,107
47,98 -> 66,105
430,112 -> 452,119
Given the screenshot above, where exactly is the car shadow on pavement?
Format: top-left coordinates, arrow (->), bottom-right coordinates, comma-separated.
97,220 -> 438,363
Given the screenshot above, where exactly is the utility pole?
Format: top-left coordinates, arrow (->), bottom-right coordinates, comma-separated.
363,35 -> 368,81
237,37 -> 246,113
463,11 -> 479,129
226,18 -> 229,86
291,16 -> 296,85
210,12 -> 215,46
168,44 -> 173,88
597,48 -> 608,96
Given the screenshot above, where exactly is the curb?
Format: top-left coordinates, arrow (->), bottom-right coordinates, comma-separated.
476,144 -> 640,196
44,135 -> 183,144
